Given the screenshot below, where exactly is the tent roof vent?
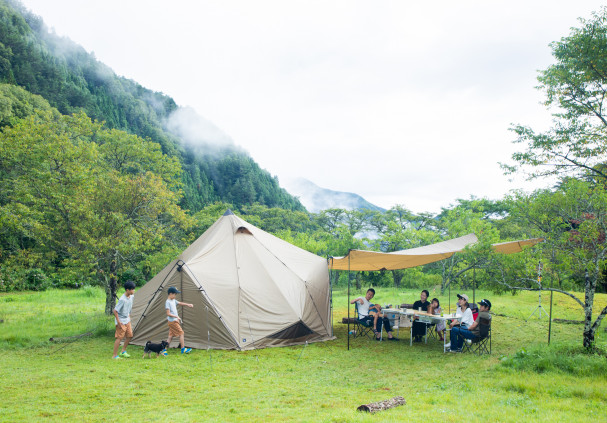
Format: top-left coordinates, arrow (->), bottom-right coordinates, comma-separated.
223,209 -> 234,216
236,226 -> 253,235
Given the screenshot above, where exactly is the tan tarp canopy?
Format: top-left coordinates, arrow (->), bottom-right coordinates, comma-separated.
329,235 -> 544,271
130,210 -> 334,350
491,238 -> 544,254
329,234 -> 479,271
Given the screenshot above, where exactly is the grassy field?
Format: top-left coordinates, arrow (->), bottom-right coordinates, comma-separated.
0,286 -> 606,422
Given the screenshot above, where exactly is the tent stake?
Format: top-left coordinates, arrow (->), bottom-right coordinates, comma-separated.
296,341 -> 308,363
206,305 -> 212,370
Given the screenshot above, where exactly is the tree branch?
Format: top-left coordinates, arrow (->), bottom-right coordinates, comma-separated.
494,278 -> 585,308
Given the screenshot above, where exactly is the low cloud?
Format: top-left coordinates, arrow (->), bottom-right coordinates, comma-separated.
165,106 -> 235,149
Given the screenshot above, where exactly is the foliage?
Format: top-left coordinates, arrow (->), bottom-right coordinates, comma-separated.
504,7 -> 607,181
0,82 -> 57,126
0,111 -> 193,311
0,0 -> 305,213
500,343 -> 607,376
503,179 -> 607,347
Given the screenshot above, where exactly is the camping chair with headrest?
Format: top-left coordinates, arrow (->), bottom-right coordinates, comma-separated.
462,316 -> 491,355
352,302 -> 375,339
470,303 -> 479,321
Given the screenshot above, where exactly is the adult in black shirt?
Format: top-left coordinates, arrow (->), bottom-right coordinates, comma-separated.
411,289 -> 431,342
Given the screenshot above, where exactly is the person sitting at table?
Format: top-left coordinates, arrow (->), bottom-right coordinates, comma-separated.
351,288 -> 398,341
444,293 -> 474,350
411,289 -> 431,342
428,298 -> 445,341
447,298 -> 492,352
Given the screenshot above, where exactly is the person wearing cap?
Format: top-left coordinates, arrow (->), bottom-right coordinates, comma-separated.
112,281 -> 136,359
165,286 -> 194,354
443,294 -> 474,350
448,298 -> 492,352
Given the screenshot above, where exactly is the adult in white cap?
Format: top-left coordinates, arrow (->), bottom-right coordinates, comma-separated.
444,293 -> 473,350
448,298 -> 492,352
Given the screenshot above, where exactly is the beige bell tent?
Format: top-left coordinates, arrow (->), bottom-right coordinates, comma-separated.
130,210 -> 333,350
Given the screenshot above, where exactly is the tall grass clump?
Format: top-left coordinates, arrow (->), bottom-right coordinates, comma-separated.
0,287 -> 111,349
500,342 -> 607,376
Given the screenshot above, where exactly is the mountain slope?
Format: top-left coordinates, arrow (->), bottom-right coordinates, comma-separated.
282,177 -> 385,213
0,0 -> 304,212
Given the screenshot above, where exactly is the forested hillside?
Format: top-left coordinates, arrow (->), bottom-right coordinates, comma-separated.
0,0 -> 303,212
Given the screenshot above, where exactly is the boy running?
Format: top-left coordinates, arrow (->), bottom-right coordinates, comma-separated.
165,286 -> 194,354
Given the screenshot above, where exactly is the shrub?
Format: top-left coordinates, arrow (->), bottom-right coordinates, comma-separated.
0,266 -> 25,292
120,267 -> 146,287
500,343 -> 607,376
24,268 -> 51,291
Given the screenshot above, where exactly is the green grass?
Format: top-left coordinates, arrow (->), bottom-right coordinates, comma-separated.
0,287 -> 606,422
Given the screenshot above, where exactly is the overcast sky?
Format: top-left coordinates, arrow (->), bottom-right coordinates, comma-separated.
18,0 -> 607,213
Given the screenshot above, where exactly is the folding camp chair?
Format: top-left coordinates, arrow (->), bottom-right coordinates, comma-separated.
462,317 -> 491,355
470,303 -> 479,321
352,303 -> 375,339
426,322 -> 439,340
415,315 -> 434,344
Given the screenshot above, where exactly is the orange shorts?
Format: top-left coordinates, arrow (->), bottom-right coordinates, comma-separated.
115,321 -> 133,339
168,320 -> 184,337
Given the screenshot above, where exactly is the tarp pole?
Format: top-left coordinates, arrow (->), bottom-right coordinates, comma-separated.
328,257 -> 334,338
347,254 -> 351,351
180,265 -> 184,349
548,272 -> 554,344
473,267 -> 476,304
448,282 -> 451,314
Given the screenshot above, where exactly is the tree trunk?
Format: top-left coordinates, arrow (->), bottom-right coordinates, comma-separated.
582,268 -> 598,348
332,271 -> 340,287
355,272 -> 361,290
392,270 -> 402,289
105,258 -> 118,316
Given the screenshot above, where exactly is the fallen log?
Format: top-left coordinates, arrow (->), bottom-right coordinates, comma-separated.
357,396 -> 406,414
552,319 -> 584,325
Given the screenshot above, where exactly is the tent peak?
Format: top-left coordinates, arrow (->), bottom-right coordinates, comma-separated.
223,209 -> 234,216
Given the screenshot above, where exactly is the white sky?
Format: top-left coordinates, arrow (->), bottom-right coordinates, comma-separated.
19,0 -> 606,213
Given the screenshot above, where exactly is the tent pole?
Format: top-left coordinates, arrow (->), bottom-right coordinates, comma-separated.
348,253 -> 351,351
131,261 -> 179,334
473,267 -> 476,304
206,305 -> 212,369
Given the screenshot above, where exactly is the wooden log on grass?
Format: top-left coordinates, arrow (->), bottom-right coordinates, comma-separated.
552,319 -> 584,324
357,396 -> 406,413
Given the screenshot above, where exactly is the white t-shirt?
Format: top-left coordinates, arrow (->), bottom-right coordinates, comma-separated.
166,298 -> 179,322
355,297 -> 371,318
456,308 -> 474,328
114,293 -> 133,325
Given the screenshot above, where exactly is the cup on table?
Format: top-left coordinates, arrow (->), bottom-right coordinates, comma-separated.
418,307 -> 422,312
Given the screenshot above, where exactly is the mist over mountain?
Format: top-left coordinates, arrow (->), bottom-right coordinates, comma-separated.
0,0 -> 304,213
282,177 -> 385,213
